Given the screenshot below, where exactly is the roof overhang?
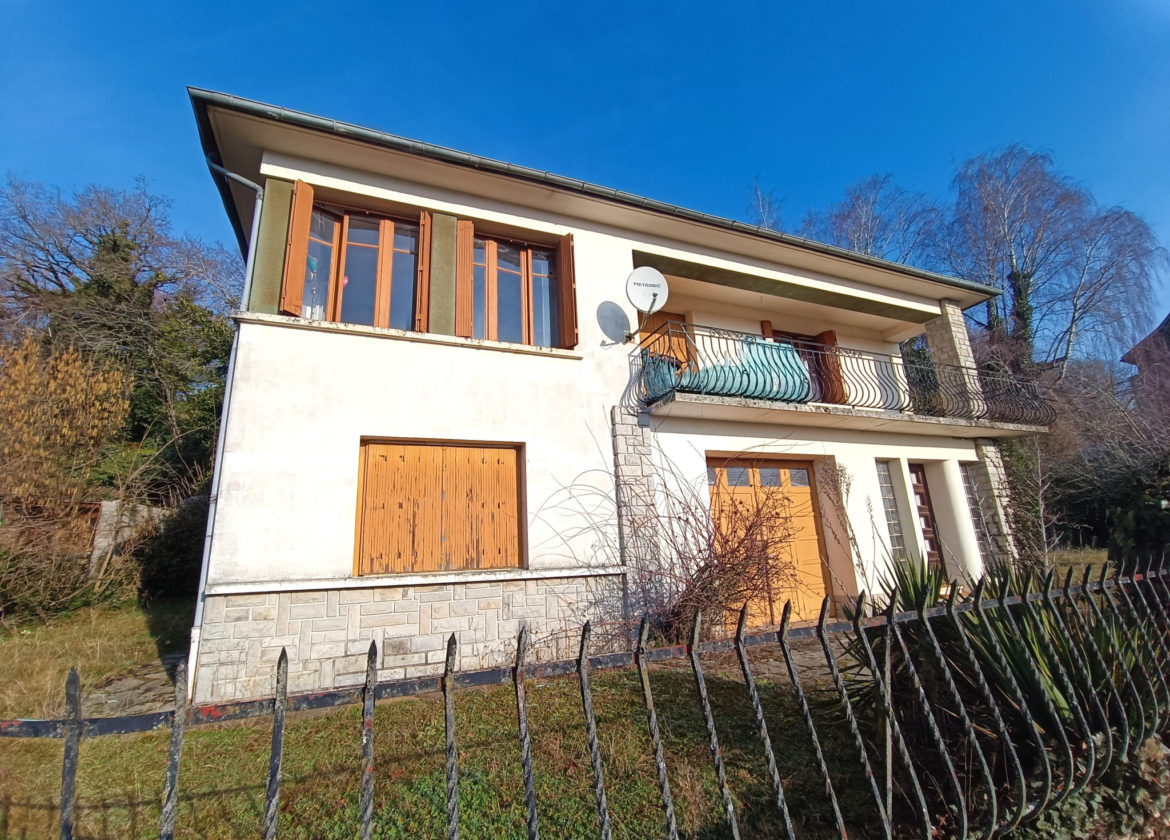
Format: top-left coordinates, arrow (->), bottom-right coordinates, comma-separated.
189,88 -> 1001,314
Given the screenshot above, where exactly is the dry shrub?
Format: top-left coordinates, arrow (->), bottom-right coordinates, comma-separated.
0,334 -> 131,618
624,461 -> 798,641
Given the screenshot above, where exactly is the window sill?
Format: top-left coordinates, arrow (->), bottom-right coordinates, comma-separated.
204,565 -> 625,596
234,311 -> 584,360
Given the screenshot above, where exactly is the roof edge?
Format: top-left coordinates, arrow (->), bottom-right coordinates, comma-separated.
188,86 -> 1002,303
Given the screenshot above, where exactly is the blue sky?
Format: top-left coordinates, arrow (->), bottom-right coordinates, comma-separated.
2,0 -> 1168,314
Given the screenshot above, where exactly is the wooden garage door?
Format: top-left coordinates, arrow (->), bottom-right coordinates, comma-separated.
355,442 -> 521,575
707,458 -> 830,625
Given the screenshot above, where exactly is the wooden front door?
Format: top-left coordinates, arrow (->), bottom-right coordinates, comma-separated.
908,463 -> 942,569
707,458 -> 831,625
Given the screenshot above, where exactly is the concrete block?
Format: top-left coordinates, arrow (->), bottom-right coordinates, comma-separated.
410,633 -> 445,653
233,620 -> 276,639
225,594 -> 269,608
249,606 -> 276,621
311,630 -> 348,644
359,612 -> 409,629
311,641 -> 347,659
290,592 -> 327,604
340,589 -> 375,604
203,597 -> 225,624
223,608 -> 251,623
359,601 -> 399,615
373,588 -> 402,601
290,602 -> 328,620
429,602 -> 450,619
419,587 -> 454,603
311,616 -> 347,632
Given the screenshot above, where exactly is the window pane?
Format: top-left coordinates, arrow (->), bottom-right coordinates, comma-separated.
788,468 -> 811,487
758,467 -> 781,487
309,209 -> 335,242
473,264 -> 486,340
706,467 -> 717,486
303,235 -> 334,321
393,223 -> 419,253
531,249 -> 552,278
389,247 -> 417,330
726,466 -> 750,486
339,244 -> 378,326
876,460 -> 907,562
497,242 -> 522,273
531,273 -> 558,347
530,247 -> 558,348
347,216 -> 380,246
497,243 -> 524,343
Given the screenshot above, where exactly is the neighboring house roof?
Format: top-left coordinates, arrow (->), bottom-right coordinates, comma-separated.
189,87 -> 1000,307
1122,311 -> 1170,366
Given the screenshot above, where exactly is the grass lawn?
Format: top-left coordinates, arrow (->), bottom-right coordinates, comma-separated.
0,603 -> 881,839
0,600 -> 192,720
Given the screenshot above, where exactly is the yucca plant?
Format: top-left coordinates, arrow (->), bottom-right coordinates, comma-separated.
835,555 -> 1164,835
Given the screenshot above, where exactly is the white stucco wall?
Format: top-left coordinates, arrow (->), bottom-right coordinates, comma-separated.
207,154 -> 994,596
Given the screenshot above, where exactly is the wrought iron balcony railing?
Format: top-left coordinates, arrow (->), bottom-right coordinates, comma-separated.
631,322 -> 1055,426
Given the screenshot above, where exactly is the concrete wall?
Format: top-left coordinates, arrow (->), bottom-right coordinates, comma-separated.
194,573 -> 623,703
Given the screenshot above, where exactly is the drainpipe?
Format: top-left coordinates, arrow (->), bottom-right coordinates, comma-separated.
187,160 -> 263,695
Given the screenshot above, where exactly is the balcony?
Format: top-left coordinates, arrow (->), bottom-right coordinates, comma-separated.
630,322 -> 1054,434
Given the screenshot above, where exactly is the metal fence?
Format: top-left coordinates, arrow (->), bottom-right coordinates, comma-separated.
631,322 -> 1056,427
3,562 -> 1169,839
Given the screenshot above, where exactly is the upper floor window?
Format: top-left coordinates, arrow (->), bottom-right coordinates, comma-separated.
281,183 -> 431,331
455,220 -> 576,349
278,180 -> 576,348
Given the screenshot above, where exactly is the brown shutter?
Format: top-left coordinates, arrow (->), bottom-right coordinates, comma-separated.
556,232 -> 578,348
454,220 -> 475,338
279,180 -> 314,316
760,320 -> 773,338
415,210 -> 432,331
814,329 -> 847,404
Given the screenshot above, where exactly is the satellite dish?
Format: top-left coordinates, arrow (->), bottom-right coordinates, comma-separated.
625,266 -> 669,314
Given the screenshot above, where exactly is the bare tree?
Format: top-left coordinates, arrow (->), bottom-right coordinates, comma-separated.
799,174 -> 937,265
748,179 -> 783,232
935,146 -> 1160,370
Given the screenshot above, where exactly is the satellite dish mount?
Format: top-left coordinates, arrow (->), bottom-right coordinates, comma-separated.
624,266 -> 670,342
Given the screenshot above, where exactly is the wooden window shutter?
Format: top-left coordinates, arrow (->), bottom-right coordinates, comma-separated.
760,320 -> 773,338
279,180 -> 315,316
454,219 -> 475,338
415,210 -> 432,331
555,232 -> 578,348
814,329 -> 847,404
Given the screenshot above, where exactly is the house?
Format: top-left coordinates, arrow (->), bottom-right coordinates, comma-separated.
187,88 -> 1052,703
1122,311 -> 1170,417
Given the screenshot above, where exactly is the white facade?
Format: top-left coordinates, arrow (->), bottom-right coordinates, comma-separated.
188,90 -> 1040,702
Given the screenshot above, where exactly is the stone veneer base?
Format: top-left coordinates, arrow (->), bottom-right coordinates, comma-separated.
192,573 -> 625,703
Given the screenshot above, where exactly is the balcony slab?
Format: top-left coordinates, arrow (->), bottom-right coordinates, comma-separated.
646,392 -> 1047,439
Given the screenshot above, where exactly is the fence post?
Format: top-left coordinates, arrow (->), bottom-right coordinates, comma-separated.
779,601 -> 848,840
443,634 -> 460,840
577,622 -> 612,840
635,615 -> 679,840
687,611 -> 740,840
850,595 -> 931,840
733,606 -> 796,840
514,624 -> 540,840
814,598 -> 890,840
158,660 -> 188,840
262,649 -> 288,840
59,667 -> 81,840
359,641 -> 378,840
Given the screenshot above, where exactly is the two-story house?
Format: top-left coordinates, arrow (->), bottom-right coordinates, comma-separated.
188,88 -> 1052,702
